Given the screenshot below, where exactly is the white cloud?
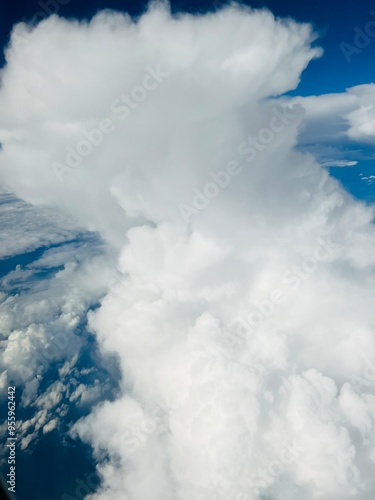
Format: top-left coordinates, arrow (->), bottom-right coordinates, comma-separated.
0,3 -> 375,500
0,2 -> 320,246
321,160 -> 358,168
360,174 -> 375,185
0,197 -> 121,449
346,85 -> 375,143
0,249 -> 112,382
292,83 -> 375,150
43,418 -> 58,434
0,187 -> 83,259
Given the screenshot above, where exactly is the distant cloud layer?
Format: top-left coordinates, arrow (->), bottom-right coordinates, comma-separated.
1,3 -> 375,500
293,84 -> 375,145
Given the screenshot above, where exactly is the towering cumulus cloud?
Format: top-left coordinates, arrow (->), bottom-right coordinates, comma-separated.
1,2 -> 375,499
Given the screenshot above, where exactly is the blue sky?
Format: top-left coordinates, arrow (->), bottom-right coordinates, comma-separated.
1,0 -> 373,206
0,2 -> 374,500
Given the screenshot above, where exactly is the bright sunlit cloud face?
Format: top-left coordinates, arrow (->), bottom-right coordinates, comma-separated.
0,3 -> 320,242
1,2 -> 375,500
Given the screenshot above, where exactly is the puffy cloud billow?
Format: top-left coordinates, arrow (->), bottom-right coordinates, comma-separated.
1,2 -> 375,499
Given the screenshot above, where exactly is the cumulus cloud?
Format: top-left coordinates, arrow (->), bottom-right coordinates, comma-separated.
346,85 -> 375,143
293,83 -> 375,152
0,193 -> 121,450
0,241 -> 112,380
0,2 -> 321,245
1,2 -> 375,500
